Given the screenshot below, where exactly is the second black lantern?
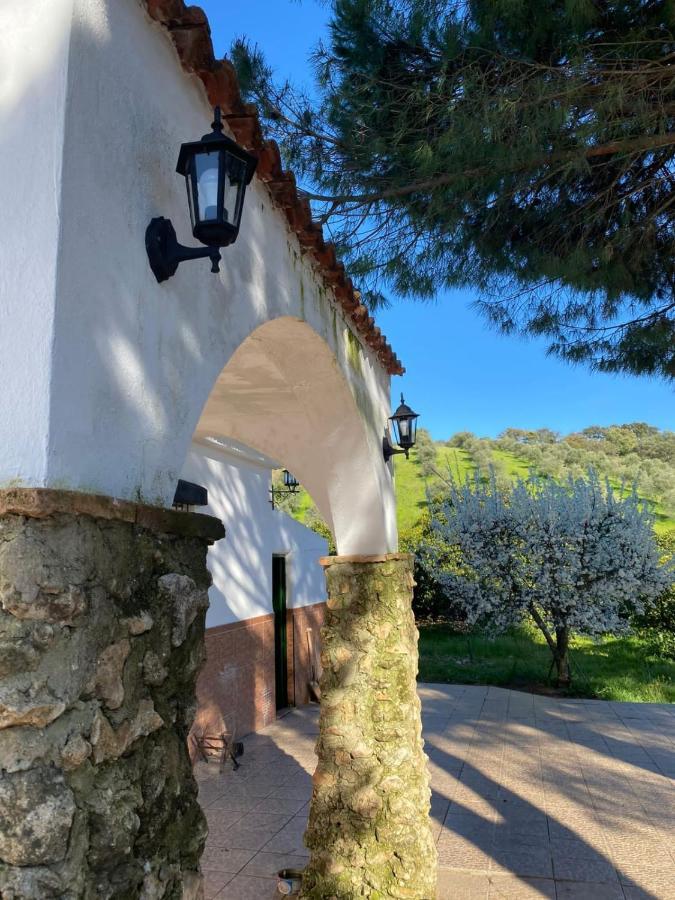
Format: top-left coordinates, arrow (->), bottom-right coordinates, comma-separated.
383,394 -> 420,462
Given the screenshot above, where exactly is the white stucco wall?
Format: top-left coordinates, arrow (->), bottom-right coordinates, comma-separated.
181,441 -> 328,628
0,0 -> 399,554
0,0 -> 74,487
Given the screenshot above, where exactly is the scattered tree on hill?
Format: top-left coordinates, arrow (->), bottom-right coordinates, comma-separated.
424,472 -> 673,685
233,0 -> 675,378
415,427 -> 438,477
494,425 -> 675,516
446,432 -> 474,449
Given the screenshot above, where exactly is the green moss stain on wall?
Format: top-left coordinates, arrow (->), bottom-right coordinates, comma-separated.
345,328 -> 363,378
351,383 -> 376,432
331,308 -> 339,351
299,277 -> 306,321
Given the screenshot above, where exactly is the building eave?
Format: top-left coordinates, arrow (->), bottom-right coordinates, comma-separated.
143,0 -> 404,376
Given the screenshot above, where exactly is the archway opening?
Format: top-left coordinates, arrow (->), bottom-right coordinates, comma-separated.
190,315 -> 396,556
181,315 -> 397,741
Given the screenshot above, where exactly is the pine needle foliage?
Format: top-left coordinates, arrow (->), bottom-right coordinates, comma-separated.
232,0 -> 675,378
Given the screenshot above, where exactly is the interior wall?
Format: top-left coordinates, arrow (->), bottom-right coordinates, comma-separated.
181,441 -> 328,629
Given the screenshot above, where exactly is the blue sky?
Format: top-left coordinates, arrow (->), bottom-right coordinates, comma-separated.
198,0 -> 673,440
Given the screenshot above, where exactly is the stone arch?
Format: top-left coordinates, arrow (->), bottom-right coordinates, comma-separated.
189,316 -> 397,556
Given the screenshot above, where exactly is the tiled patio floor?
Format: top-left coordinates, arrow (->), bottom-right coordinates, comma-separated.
195,684 -> 675,899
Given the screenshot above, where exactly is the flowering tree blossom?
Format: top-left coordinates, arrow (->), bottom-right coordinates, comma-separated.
425,472 -> 673,685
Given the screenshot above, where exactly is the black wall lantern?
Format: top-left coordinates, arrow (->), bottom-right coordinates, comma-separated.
172,479 -> 208,511
270,470 -> 300,509
383,394 -> 420,462
146,107 -> 258,283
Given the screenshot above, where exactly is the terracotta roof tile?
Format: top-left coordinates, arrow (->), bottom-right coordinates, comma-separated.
144,0 -> 404,376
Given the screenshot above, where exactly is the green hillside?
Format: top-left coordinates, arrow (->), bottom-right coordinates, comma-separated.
397,425 -> 675,536
278,423 -> 675,536
394,446 -> 475,532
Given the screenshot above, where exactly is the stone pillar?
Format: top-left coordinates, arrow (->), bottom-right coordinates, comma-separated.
0,489 -> 224,899
301,554 -> 437,900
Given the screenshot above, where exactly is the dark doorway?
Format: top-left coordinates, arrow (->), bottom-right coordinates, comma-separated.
272,555 -> 288,710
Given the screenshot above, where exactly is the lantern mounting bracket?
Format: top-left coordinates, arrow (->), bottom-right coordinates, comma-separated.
146,217 -> 222,283
383,434 -> 409,462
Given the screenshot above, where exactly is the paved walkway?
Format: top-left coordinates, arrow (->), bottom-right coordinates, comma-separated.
195,684 -> 675,899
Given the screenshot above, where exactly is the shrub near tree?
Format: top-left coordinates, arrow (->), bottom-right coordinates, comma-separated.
633,531 -> 675,660
414,427 -> 438,477
424,472 -> 673,686
399,514 -> 465,623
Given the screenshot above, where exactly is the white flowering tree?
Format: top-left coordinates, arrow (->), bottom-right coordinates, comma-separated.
425,472 -> 673,685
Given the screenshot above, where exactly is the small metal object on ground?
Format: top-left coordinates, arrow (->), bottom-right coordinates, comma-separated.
192,729 -> 243,772
277,869 -> 303,895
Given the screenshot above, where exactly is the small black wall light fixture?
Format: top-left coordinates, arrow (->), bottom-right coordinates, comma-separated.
146,106 -> 258,283
269,470 -> 300,509
383,394 -> 420,462
172,479 -> 208,511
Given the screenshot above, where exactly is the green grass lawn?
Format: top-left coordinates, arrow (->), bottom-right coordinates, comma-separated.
417,623 -> 675,703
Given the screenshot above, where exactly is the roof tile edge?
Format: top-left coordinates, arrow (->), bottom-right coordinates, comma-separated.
144,0 -> 404,376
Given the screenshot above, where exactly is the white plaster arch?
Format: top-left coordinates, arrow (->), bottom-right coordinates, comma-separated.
192,316 -> 397,555
0,0 -> 399,554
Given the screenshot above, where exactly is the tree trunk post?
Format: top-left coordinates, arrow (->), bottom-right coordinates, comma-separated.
555,626 -> 571,687
301,553 -> 437,899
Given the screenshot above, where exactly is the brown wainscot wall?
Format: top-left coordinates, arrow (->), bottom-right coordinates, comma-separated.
193,601 -> 326,741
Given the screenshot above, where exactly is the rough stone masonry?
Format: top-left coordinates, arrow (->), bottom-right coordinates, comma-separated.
0,490 -> 223,899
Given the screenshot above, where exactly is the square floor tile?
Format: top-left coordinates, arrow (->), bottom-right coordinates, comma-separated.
215,874 -> 278,899
489,847 -> 553,879
204,872 -> 231,899
555,884 -> 624,900
553,855 -> 618,884
200,847 -> 256,874
219,826 -> 279,853
487,875 -> 556,898
437,870 -> 490,899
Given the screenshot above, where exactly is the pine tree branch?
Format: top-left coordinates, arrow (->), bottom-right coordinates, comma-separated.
303,132 -> 675,206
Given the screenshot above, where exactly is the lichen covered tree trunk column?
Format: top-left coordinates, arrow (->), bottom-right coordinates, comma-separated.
0,489 -> 224,899
302,553 -> 437,899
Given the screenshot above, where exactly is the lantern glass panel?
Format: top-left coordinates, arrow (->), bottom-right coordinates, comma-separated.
223,155 -> 247,230
195,152 -> 220,222
186,173 -> 195,229
392,411 -> 418,449
408,415 -> 418,445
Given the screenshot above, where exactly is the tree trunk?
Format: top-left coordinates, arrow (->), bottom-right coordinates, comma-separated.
301,554 -> 437,899
554,627 -> 571,687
